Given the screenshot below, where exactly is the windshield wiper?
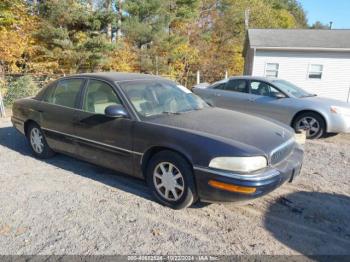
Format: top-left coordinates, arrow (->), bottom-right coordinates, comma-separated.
300,94 -> 317,98
161,111 -> 182,115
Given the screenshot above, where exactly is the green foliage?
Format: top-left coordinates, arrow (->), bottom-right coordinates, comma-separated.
32,0 -> 114,73
123,0 -> 169,47
3,76 -> 39,106
267,0 -> 307,27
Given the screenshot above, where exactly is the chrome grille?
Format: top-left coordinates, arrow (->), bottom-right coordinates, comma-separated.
270,139 -> 295,165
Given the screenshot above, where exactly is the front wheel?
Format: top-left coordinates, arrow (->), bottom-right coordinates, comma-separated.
293,112 -> 326,139
146,151 -> 197,209
27,123 -> 55,159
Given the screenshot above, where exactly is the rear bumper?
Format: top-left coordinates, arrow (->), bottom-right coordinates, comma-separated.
194,147 -> 304,203
11,116 -> 25,135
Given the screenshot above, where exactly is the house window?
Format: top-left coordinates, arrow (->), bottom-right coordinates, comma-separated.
308,64 -> 323,79
265,63 -> 279,78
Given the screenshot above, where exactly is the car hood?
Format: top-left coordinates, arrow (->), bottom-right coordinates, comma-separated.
302,96 -> 350,108
147,108 -> 294,154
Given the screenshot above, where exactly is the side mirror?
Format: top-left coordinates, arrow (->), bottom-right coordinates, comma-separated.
274,92 -> 286,99
105,105 -> 129,118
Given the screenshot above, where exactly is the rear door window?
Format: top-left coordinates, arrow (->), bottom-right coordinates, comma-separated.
212,83 -> 226,90
47,79 -> 84,108
225,80 -> 248,93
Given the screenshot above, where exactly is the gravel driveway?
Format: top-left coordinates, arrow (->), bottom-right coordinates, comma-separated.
0,117 -> 349,255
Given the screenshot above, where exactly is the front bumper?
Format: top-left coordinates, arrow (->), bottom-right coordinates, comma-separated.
194,147 -> 304,203
327,113 -> 350,133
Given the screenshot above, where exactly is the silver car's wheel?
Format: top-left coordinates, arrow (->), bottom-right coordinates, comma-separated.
153,162 -> 185,201
293,112 -> 325,139
296,116 -> 320,138
30,127 -> 44,154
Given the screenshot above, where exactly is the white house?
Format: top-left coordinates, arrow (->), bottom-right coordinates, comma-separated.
244,29 -> 350,102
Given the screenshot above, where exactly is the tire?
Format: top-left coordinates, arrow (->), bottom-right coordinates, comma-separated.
26,123 -> 55,159
293,112 -> 326,139
146,150 -> 197,209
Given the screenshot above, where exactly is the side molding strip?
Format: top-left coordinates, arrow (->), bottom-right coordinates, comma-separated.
42,127 -> 143,156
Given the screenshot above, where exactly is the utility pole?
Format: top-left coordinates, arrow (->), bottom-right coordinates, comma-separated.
245,9 -> 250,30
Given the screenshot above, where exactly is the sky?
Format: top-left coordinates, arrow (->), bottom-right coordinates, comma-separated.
299,0 -> 350,29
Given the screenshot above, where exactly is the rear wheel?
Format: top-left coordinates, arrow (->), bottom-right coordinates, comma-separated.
146,150 -> 197,209
293,112 -> 326,139
27,123 -> 55,159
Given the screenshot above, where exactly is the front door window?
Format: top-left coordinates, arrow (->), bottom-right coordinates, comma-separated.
250,81 -> 285,98
83,80 -> 122,115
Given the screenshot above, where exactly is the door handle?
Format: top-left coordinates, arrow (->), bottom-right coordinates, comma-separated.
248,98 -> 256,102
215,93 -> 221,97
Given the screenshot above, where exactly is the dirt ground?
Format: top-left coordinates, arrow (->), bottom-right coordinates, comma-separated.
0,116 -> 349,255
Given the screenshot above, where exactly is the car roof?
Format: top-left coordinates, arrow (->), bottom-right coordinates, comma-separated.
210,76 -> 275,86
63,72 -> 165,83
228,76 -> 273,82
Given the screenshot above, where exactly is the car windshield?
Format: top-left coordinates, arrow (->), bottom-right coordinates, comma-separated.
272,79 -> 315,98
119,80 -> 209,117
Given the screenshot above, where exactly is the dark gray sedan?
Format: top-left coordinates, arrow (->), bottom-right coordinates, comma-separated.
11,73 -> 304,209
193,76 -> 350,139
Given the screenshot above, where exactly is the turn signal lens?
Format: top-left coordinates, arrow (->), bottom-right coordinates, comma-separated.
330,106 -> 350,116
294,131 -> 306,145
208,180 -> 256,194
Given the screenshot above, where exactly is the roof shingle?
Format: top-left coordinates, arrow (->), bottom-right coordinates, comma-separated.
247,29 -> 350,50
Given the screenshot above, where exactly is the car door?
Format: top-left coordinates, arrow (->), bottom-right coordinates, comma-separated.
211,79 -> 252,112
246,80 -> 292,123
40,78 -> 85,155
73,79 -> 135,176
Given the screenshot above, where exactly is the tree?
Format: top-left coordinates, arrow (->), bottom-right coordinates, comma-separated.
267,0 -> 307,27
0,0 -> 37,74
310,21 -> 330,29
31,0 -> 114,73
0,0 -> 310,87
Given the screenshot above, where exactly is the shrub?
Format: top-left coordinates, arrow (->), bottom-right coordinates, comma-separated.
3,76 -> 38,106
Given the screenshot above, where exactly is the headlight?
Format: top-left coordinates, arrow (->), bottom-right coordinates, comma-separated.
330,106 -> 350,116
209,156 -> 267,173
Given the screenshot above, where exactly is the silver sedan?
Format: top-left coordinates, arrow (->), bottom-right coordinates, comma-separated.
193,76 -> 350,139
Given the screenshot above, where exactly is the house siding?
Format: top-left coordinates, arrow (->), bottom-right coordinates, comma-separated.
252,50 -> 350,102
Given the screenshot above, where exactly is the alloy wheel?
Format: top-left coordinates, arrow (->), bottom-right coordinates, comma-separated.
30,127 -> 44,154
296,116 -> 320,138
153,162 -> 185,201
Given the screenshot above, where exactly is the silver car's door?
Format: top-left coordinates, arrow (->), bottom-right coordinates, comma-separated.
209,79 -> 253,112
245,80 -> 293,124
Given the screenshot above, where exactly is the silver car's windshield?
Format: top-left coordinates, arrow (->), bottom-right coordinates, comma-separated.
119,80 -> 209,117
272,80 -> 315,98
